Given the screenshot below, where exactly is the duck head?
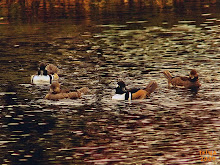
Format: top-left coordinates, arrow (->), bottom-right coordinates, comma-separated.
46,64 -> 58,74
39,63 -> 47,70
189,69 -> 198,82
38,63 -> 48,76
116,81 -> 126,94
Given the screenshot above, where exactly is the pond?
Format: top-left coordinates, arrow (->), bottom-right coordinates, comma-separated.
0,0 -> 219,164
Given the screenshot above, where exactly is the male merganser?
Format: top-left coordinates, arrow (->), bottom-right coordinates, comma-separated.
31,63 -> 59,84
112,80 -> 157,100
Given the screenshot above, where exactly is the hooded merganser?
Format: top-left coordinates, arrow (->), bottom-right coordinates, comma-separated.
45,82 -> 89,100
31,63 -> 59,84
163,69 -> 201,90
112,80 -> 157,100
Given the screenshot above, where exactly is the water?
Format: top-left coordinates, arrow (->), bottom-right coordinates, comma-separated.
0,1 -> 220,164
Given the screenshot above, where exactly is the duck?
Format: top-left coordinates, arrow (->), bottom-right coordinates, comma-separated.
31,63 -> 59,84
45,82 -> 89,101
163,69 -> 201,90
112,80 -> 158,100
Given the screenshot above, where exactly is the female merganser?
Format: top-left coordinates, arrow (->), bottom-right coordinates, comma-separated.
163,69 -> 201,91
45,82 -> 89,100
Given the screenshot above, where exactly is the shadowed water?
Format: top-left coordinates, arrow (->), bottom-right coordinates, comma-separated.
0,1 -> 220,165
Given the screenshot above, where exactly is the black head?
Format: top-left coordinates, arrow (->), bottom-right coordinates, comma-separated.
117,81 -> 125,88
38,63 -> 48,75
39,63 -> 47,70
116,81 -> 126,94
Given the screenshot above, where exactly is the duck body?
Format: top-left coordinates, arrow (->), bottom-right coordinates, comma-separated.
112,81 -> 157,100
45,82 -> 89,101
170,76 -> 200,89
112,92 -> 132,100
45,91 -> 82,100
31,75 -> 53,85
163,69 -> 201,90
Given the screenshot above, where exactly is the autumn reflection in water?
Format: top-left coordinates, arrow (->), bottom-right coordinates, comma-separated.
0,0 -> 219,23
0,0 -> 220,165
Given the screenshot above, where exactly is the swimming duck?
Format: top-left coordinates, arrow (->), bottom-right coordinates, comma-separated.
163,69 -> 201,90
31,63 -> 59,84
45,82 -> 89,100
112,80 -> 158,100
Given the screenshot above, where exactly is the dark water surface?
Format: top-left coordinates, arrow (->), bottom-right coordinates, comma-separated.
0,1 -> 220,165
